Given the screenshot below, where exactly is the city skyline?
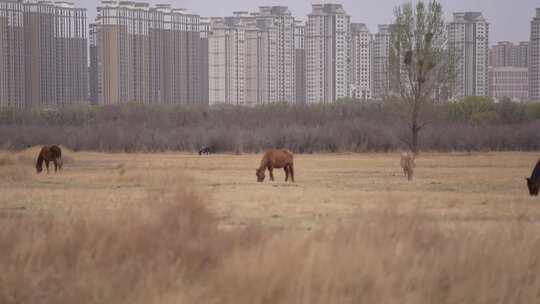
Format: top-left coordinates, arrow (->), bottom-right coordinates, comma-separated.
75,0 -> 536,43
2,0 -> 540,106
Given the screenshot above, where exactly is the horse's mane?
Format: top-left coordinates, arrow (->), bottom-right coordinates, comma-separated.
532,158 -> 540,179
258,152 -> 270,170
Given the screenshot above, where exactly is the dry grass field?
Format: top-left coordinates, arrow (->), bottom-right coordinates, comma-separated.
1,148 -> 539,227
1,147 -> 540,303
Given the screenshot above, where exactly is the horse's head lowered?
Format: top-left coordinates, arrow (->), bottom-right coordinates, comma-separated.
36,162 -> 43,174
526,177 -> 540,196
256,168 -> 265,182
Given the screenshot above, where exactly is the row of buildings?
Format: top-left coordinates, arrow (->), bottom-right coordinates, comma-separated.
0,0 -> 87,107
1,1 -> 540,107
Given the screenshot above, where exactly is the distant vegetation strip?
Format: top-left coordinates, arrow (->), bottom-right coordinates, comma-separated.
0,98 -> 539,152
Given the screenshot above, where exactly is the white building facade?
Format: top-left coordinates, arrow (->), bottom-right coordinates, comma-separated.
350,23 -> 371,100
372,24 -> 392,100
529,8 -> 540,101
448,12 -> 489,99
305,3 -> 350,103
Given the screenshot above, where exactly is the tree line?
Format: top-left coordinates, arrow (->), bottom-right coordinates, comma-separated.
0,99 -> 539,153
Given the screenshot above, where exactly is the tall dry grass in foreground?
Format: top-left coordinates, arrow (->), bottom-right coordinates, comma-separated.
1,182 -> 540,303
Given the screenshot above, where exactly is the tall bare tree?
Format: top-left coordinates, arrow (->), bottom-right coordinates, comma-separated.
387,0 -> 456,153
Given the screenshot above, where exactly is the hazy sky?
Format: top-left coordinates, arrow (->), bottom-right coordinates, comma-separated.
76,0 -> 538,43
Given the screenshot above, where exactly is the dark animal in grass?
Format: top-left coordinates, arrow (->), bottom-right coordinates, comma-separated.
36,145 -> 63,174
526,158 -> 540,196
256,149 -> 294,183
199,146 -> 211,156
400,151 -> 416,181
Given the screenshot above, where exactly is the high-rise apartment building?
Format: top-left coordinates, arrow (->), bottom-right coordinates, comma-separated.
89,23 -> 98,104
306,3 -> 350,103
0,0 -> 87,107
488,41 -> 529,101
208,15 -> 247,106
199,17 -> 210,105
0,0 -> 25,107
530,8 -> 540,101
294,20 -> 306,104
489,41 -> 529,68
488,66 -> 529,102
91,1 -> 202,105
53,2 -> 88,106
372,24 -> 393,100
259,6 -> 295,103
208,7 -> 296,106
448,12 -> 489,99
350,23 -> 371,100
515,42 -> 529,68
490,41 -> 514,67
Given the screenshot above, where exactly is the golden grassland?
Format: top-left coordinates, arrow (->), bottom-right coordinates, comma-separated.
1,147 -> 540,303
1,147 -> 539,228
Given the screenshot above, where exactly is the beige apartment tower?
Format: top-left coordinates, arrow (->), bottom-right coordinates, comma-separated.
199,17 -> 210,105
0,0 -> 25,107
208,15 -> 247,105
92,1 -> 202,105
488,66 -> 529,102
372,24 -> 393,100
294,20 -> 306,104
0,0 -> 87,107
350,23 -> 371,100
258,6 -> 295,103
490,41 -> 529,68
448,12 -> 490,99
306,4 -> 350,103
208,7 -> 296,106
530,8 -> 540,101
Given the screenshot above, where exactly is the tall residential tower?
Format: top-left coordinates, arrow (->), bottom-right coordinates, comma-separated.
305,3 -> 350,103
91,1 -> 202,105
208,7 -> 296,106
0,0 -> 87,107
350,23 -> 371,100
530,8 -> 540,101
294,20 -> 306,104
372,24 -> 393,100
448,12 -> 489,99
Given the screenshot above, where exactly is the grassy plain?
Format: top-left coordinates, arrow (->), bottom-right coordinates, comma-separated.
1,148 -> 540,303
1,148 -> 539,228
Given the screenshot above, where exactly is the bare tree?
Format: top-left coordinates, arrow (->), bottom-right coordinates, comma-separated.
387,0 -> 456,153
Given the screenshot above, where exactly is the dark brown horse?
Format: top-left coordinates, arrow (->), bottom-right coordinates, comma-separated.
256,149 -> 294,183
36,145 -> 63,174
526,158 -> 540,196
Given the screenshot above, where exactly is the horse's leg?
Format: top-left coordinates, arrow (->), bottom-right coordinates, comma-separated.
289,164 -> 295,183
284,167 -> 289,182
269,167 -> 274,181
54,159 -> 58,173
45,160 -> 50,173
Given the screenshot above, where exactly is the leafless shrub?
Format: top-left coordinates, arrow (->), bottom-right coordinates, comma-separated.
0,104 -> 539,153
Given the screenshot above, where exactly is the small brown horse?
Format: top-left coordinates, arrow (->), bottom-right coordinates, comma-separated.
400,151 -> 416,181
36,145 -> 63,174
256,149 -> 294,183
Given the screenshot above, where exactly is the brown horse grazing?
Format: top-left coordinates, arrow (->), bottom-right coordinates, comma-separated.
256,149 -> 294,183
400,151 -> 416,181
36,145 -> 63,174
526,158 -> 540,196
